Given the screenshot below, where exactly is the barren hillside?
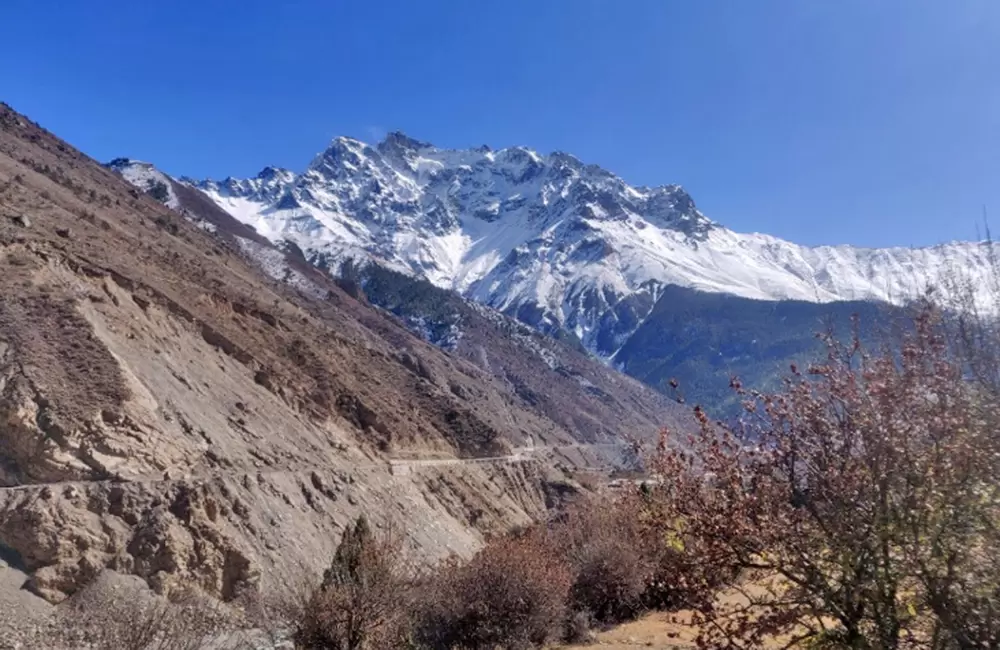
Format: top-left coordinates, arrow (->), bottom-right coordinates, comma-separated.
0,104 -> 680,605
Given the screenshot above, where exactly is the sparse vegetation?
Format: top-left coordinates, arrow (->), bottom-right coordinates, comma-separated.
272,500 -> 703,649
335,257 -> 366,301
356,262 -> 465,348
50,583 -> 244,650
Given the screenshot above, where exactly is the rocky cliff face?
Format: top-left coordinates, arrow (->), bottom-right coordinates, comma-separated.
0,105 -> 677,603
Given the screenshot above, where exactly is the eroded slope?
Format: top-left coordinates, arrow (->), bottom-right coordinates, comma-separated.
0,105 -> 673,603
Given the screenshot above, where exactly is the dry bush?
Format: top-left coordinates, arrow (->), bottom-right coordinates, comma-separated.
412,532 -> 572,650
294,516 -> 411,650
925,255 -> 1000,648
550,499 -> 653,625
568,538 -> 648,625
645,305 -> 1000,649
51,581 -> 243,650
563,609 -> 595,645
549,495 -> 723,626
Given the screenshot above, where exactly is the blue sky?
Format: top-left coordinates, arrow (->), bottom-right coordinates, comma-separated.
2,0 -> 998,247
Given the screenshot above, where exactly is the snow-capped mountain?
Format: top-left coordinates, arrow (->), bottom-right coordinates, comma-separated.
120,134 -> 993,361
107,158 -> 180,209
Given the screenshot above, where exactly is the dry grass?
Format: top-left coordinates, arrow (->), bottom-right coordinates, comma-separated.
557,586 -> 788,650
559,610 -> 700,649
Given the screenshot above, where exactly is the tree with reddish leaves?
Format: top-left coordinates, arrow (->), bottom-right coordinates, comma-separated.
644,305 -> 1000,649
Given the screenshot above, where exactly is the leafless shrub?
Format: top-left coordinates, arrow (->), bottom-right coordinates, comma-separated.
235,560 -> 318,648
412,532 -> 572,650
52,582 -> 244,650
644,305 -> 1000,649
294,516 -> 412,650
563,609 -> 595,644
551,499 -> 653,625
922,239 -> 1000,648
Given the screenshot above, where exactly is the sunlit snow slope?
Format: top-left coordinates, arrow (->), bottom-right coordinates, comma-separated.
148,133 -> 986,358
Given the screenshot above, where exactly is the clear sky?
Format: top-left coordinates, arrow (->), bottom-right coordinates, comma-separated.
2,0 -> 998,247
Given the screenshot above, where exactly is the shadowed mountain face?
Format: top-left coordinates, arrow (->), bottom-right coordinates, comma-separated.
610,285 -> 899,413
348,266 -> 903,418
0,105 -> 684,603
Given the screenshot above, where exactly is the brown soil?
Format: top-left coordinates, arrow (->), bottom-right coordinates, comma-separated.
559,610 -> 700,649
558,584 -> 790,650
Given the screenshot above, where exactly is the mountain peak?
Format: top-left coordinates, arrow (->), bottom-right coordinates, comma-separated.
379,131 -> 432,152
256,165 -> 291,179
195,132 -> 720,266
308,136 -> 373,177
550,151 -> 583,169
645,185 -> 712,236
332,134 -> 365,147
500,145 -> 542,161
316,135 -> 368,159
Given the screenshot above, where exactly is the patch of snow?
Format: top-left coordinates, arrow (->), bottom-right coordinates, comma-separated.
107,159 -> 180,209
234,236 -> 326,300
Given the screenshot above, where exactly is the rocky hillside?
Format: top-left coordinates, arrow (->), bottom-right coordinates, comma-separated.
0,105 -> 680,604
